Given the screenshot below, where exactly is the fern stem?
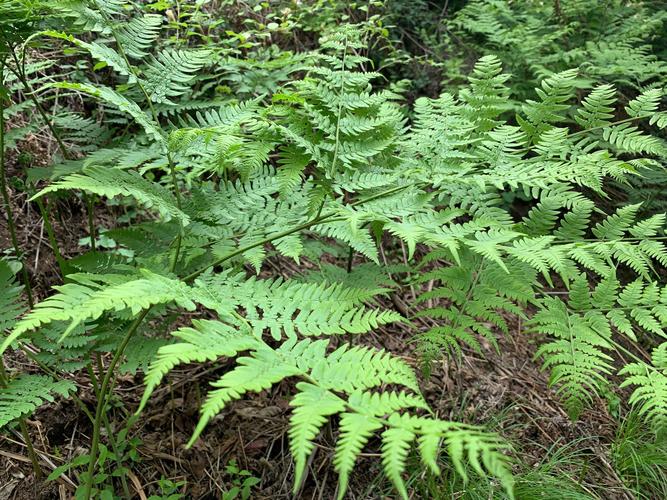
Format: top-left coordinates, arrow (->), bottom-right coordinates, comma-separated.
0,57 -> 34,307
86,353 -> 132,496
82,308 -> 150,500
18,419 -> 43,480
568,115 -> 653,139
87,195 -> 96,252
6,50 -> 74,274
101,411 -> 132,499
93,3 -> 184,270
34,196 -> 67,276
0,359 -> 42,480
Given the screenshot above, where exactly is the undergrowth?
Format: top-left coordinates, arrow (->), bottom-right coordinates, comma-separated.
1,0 -> 666,498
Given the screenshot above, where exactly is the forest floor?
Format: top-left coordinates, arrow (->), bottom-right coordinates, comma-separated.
0,148 -> 628,499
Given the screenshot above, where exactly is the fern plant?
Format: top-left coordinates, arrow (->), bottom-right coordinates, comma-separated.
620,342 -> 667,434
411,55 -> 667,423
3,1 -> 667,496
414,248 -> 535,366
449,0 -> 667,99
138,319 -> 513,499
0,10 -> 520,497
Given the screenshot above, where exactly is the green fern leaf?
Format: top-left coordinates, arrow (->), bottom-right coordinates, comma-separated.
381,416 -> 415,500
33,166 -> 189,225
620,343 -> 667,432
2,271 -> 196,353
334,412 -> 383,499
52,82 -> 163,141
142,49 -> 210,104
0,260 -> 25,333
0,375 -> 75,429
289,383 -> 345,490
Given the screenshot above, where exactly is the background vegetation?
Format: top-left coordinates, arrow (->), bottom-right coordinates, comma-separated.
1,1 -> 666,498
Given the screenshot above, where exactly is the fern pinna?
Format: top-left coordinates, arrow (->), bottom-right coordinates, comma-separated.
2,0 -> 667,497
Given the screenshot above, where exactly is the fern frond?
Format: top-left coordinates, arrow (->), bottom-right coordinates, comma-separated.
620,343 -> 667,432
115,14 -> 162,59
532,289 -> 614,419
142,49 -> 211,104
602,123 -> 667,157
52,82 -> 163,141
143,327 -> 513,498
192,272 -> 401,340
3,271 -> 196,353
289,383 -> 345,489
33,166 -> 189,225
138,319 -> 260,412
381,419 -> 415,499
415,250 -> 534,364
334,412 -> 383,498
0,375 -> 75,429
459,55 -> 511,132
0,260 -> 25,333
575,84 -> 616,129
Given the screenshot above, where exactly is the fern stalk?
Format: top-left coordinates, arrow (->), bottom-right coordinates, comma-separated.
85,354 -> 130,483
33,196 -> 67,275
92,2 -> 184,270
86,195 -> 96,252
82,308 -> 150,500
6,50 -> 77,273
0,57 -> 33,306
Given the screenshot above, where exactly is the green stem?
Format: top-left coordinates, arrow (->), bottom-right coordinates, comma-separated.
87,195 -> 96,252
93,3 -> 184,270
86,362 -> 100,397
7,50 -> 73,273
85,355 -> 130,495
19,419 -> 42,480
346,245 -> 354,273
102,411 -> 132,498
34,196 -> 67,276
0,57 -> 34,307
82,309 -> 150,500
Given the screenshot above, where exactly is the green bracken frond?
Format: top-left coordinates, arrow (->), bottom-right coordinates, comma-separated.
0,260 -> 25,333
141,327 -> 513,499
2,271 -> 196,353
620,342 -> 667,432
33,166 -> 190,225
0,375 -> 75,429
